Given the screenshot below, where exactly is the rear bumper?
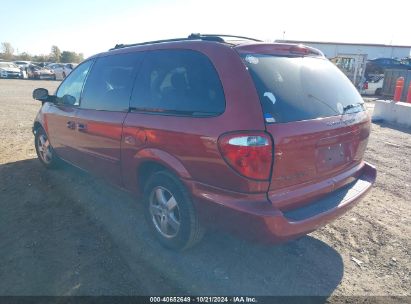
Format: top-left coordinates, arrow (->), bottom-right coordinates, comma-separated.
37,74 -> 55,79
185,162 -> 376,243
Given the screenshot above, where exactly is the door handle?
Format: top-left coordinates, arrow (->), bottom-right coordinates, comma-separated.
77,123 -> 87,132
66,121 -> 76,129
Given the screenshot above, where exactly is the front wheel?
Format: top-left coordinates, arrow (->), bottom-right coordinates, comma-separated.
34,127 -> 59,168
144,171 -> 205,250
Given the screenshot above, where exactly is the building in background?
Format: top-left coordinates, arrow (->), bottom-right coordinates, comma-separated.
275,40 -> 411,59
276,40 -> 411,89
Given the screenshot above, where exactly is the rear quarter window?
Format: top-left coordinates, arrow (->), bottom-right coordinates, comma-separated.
131,49 -> 225,116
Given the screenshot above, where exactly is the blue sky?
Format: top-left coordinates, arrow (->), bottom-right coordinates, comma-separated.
1,0 -> 410,58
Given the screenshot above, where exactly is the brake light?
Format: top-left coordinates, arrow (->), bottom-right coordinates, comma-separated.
218,132 -> 273,180
363,82 -> 368,89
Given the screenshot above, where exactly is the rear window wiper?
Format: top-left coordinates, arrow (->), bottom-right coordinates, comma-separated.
342,103 -> 364,114
307,94 -> 340,116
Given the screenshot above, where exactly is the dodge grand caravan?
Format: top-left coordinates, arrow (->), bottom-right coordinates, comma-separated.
32,34 -> 376,250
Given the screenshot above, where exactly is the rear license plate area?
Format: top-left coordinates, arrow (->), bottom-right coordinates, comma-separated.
317,143 -> 351,173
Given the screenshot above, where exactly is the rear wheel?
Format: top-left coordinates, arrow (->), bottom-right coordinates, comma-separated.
143,171 -> 204,250
34,127 -> 59,168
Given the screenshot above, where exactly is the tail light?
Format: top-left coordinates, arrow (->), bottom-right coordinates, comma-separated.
363,82 -> 368,89
218,132 -> 273,180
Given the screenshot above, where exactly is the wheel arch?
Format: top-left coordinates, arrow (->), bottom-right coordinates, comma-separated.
137,161 -> 169,193
133,148 -> 192,195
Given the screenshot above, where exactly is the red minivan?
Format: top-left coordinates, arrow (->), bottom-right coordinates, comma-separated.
32,34 -> 376,250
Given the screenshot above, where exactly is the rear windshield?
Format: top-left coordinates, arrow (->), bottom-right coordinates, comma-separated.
242,55 -> 365,123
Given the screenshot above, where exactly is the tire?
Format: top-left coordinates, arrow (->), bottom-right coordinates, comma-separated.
34,127 -> 59,169
375,88 -> 382,96
143,171 -> 205,250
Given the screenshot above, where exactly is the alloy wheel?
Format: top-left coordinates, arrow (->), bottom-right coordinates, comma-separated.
149,186 -> 181,238
37,134 -> 53,164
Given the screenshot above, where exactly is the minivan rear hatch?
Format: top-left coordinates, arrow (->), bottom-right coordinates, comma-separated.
238,45 -> 370,209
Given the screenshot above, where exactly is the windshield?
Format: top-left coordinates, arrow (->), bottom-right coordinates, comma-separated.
0,62 -> 18,68
242,55 -> 365,123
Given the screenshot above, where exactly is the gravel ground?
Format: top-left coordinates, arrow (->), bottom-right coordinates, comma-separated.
0,79 -> 410,300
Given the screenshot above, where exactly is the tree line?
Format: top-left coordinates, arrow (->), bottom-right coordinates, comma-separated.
0,42 -> 84,63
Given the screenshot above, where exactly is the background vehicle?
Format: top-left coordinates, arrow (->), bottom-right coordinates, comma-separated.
361,75 -> 384,95
33,62 -> 52,68
365,57 -> 411,76
0,62 -> 22,78
330,54 -> 367,88
46,63 -> 74,80
14,60 -> 31,78
14,60 -> 31,69
32,34 -> 376,250
401,57 -> 411,66
28,64 -> 55,80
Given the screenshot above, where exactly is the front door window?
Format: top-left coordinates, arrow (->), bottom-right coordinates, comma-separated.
56,60 -> 93,106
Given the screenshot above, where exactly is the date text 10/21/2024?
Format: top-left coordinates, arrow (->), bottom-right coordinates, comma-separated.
149,296 -> 258,303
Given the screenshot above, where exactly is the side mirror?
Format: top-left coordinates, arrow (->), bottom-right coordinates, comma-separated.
62,94 -> 76,106
33,88 -> 49,101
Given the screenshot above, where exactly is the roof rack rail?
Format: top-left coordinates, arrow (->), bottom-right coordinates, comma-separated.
111,37 -> 191,50
110,33 -> 262,50
188,33 -> 262,42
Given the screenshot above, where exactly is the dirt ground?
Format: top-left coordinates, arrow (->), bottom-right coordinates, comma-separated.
0,79 -> 410,299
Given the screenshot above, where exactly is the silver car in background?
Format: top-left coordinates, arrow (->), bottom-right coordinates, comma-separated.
46,63 -> 76,80
0,62 -> 23,79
